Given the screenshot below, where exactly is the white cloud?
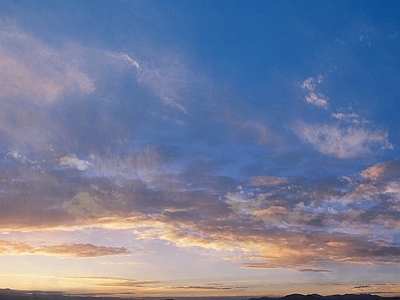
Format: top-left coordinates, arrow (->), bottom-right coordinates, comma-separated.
301,76 -> 328,108
305,92 -> 328,108
136,53 -> 193,113
106,49 -> 191,114
59,154 -> 90,171
292,121 -> 393,158
5,150 -> 25,162
163,97 -> 187,114
5,150 -> 39,165
301,77 -> 316,91
106,51 -> 141,69
331,112 -> 369,124
301,75 -> 324,91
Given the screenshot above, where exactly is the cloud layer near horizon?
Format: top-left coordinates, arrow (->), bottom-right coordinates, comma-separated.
2,149 -> 400,270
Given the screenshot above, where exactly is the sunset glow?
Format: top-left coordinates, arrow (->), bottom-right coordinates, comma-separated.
0,0 -> 400,298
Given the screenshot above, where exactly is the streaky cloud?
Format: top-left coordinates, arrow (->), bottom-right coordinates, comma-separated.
297,268 -> 331,273
0,24 -> 95,102
292,121 -> 392,158
106,51 -> 141,69
0,240 -> 130,257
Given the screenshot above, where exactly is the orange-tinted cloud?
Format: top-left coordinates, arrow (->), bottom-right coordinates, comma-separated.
0,240 -> 130,257
361,159 -> 400,181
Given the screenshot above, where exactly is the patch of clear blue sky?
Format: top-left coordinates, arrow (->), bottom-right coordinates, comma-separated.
5,1 -> 399,78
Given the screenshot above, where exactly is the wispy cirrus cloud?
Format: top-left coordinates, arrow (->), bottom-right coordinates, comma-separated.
292,121 -> 392,158
105,49 -> 194,115
0,25 -> 94,102
94,278 -> 160,287
296,73 -> 393,159
106,52 -> 141,69
0,23 -> 198,157
297,268 -> 331,273
168,284 -> 246,290
0,23 -> 97,152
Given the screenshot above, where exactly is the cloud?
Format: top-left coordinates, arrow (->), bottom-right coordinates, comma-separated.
0,240 -> 130,257
0,25 -> 95,102
331,112 -> 369,124
252,206 -> 288,217
59,154 -> 90,171
301,76 -> 323,92
361,159 -> 400,181
124,50 -> 195,115
105,48 -> 199,119
96,279 -> 160,287
128,203 -> 400,269
350,283 -> 400,295
248,176 -> 289,187
353,285 -> 370,289
0,240 -> 34,254
162,97 -> 187,114
4,151 -> 33,164
1,142 -> 400,270
62,192 -> 107,219
106,51 -> 141,69
0,24 -> 207,158
301,76 -> 328,108
0,16 -> 399,279
305,92 -> 329,108
0,23 -> 202,161
168,285 -> 234,290
301,77 -> 317,91
1,155 -> 400,270
55,276 -> 160,295
297,268 -> 331,273
0,24 -> 99,152
292,121 -> 392,158
37,243 -> 130,257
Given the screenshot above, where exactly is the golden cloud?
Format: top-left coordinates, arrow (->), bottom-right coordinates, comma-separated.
361,159 -> 400,181
248,176 -> 289,187
0,240 -> 130,258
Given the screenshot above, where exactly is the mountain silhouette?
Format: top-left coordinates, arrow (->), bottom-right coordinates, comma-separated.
1,289 -> 400,300
249,293 -> 400,300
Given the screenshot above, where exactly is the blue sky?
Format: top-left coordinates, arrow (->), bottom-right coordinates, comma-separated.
1,0 -> 400,297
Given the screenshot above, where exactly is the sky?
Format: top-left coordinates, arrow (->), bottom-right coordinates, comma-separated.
0,0 -> 400,298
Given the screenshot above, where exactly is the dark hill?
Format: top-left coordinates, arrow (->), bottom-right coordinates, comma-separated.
1,289 -> 400,300
249,293 -> 400,300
